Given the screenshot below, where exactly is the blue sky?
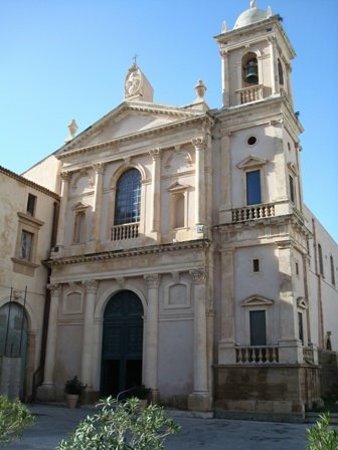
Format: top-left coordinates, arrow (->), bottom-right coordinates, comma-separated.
0,0 -> 337,242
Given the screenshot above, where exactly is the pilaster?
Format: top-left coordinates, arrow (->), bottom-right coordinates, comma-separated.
56,172 -> 71,250
81,280 -> 98,391
144,274 -> 160,401
149,148 -> 161,239
36,283 -> 61,401
192,137 -> 206,228
188,269 -> 211,411
91,163 -> 104,244
220,49 -> 230,107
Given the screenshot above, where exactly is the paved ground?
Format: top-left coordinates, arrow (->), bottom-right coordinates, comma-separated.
8,403 -> 309,450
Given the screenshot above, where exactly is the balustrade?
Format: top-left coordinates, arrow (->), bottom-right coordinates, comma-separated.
111,223 -> 139,241
237,85 -> 263,104
232,203 -> 275,223
236,346 -> 279,364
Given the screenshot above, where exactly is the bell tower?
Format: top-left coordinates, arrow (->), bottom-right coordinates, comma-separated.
215,0 -> 295,108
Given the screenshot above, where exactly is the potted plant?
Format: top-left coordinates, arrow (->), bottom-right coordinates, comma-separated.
64,376 -> 86,408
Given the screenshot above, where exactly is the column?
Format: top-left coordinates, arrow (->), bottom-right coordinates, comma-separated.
144,274 -> 160,400
277,241 -> 302,363
220,49 -> 230,107
192,137 -> 206,227
91,163 -> 104,242
149,149 -> 161,235
81,280 -> 98,392
188,269 -> 211,411
218,247 -> 236,364
56,172 -> 71,249
37,283 -> 61,401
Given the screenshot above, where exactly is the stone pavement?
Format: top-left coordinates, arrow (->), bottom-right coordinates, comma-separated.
8,403 -> 309,450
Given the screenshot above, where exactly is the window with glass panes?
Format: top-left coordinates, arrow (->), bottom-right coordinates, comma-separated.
114,169 -> 141,225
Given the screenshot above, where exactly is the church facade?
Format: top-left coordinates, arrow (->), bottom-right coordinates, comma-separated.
1,1 -> 338,419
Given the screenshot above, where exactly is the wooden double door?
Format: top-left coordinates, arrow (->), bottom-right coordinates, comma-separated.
100,290 -> 143,397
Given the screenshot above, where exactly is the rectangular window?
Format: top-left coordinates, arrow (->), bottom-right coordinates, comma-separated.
26,194 -> 37,216
318,244 -> 324,276
253,259 -> 260,272
250,310 -> 266,346
289,175 -> 295,203
298,312 -> 304,345
246,170 -> 261,205
19,230 -> 33,260
295,262 -> 299,275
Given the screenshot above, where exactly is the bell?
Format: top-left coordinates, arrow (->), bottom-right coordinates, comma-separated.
245,60 -> 258,84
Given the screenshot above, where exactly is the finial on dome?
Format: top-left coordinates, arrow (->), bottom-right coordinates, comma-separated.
221,20 -> 227,33
267,5 -> 272,17
250,0 -> 256,8
65,119 -> 78,143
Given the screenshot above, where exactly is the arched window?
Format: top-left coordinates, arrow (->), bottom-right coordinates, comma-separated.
114,169 -> 141,225
278,59 -> 284,85
242,52 -> 258,85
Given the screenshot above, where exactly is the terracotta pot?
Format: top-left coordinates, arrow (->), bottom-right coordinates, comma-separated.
67,394 -> 79,409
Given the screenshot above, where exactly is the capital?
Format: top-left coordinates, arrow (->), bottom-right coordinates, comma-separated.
93,163 -> 104,175
60,171 -> 72,182
47,283 -> 61,295
192,137 -> 206,151
83,279 -> 99,294
144,274 -> 161,289
149,148 -> 161,160
190,269 -> 207,284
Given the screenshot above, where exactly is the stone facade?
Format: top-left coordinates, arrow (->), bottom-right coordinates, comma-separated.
1,1 -> 337,419
0,166 -> 59,399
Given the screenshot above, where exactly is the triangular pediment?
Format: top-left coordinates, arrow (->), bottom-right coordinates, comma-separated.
167,181 -> 189,192
57,102 -> 204,157
71,202 -> 89,211
241,295 -> 273,307
237,155 -> 267,170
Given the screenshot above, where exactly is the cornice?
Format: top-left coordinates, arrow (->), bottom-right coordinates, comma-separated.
58,115 -> 213,160
48,239 -> 211,266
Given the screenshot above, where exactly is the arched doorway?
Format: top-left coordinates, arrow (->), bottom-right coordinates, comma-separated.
0,302 -> 28,399
100,290 -> 144,396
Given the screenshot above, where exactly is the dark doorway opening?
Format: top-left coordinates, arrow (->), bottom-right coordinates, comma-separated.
100,290 -> 143,397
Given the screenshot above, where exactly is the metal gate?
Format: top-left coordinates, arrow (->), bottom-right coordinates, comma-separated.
100,290 -> 143,397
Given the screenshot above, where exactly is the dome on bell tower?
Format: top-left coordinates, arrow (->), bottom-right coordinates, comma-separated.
233,1 -> 272,30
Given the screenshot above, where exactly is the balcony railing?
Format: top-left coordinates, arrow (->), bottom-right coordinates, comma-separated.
232,203 -> 275,223
236,85 -> 263,104
236,346 -> 279,364
111,223 -> 140,241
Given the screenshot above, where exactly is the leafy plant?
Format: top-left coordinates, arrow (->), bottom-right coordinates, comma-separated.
57,396 -> 180,450
0,395 -> 35,447
64,376 -> 87,395
307,413 -> 338,450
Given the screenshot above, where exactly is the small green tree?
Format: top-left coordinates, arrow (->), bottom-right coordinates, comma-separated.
307,413 -> 338,450
57,396 -> 180,450
0,395 -> 35,447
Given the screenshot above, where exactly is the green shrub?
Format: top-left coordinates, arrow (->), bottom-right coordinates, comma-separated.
57,396 -> 180,450
0,395 -> 35,447
307,413 -> 338,450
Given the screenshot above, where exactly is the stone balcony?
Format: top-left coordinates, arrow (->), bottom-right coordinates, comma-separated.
111,222 -> 140,241
232,203 -> 275,223
236,84 -> 263,104
236,346 -> 279,364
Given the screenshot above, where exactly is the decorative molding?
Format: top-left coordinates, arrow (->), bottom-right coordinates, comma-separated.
115,277 -> 125,288
49,240 -> 211,267
144,274 -> 161,289
47,283 -> 61,294
149,148 -> 161,160
287,161 -> 299,176
167,181 -> 190,193
241,295 -> 274,307
71,202 -> 89,211
60,171 -> 72,182
191,137 -> 206,150
237,155 -> 267,170
297,296 -> 308,309
83,279 -> 99,294
189,268 -> 207,284
93,162 -> 105,174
